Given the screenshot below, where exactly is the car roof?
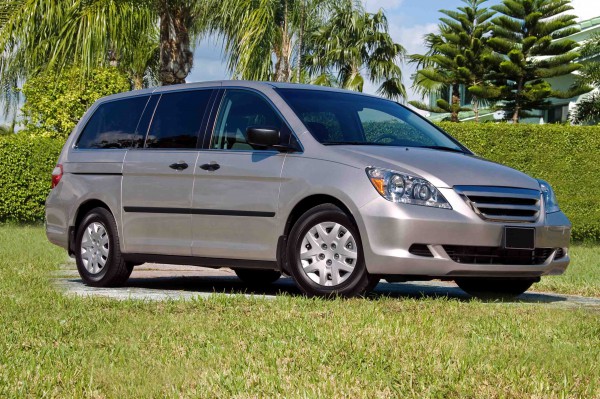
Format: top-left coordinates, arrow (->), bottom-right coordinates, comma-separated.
96,80 -> 382,104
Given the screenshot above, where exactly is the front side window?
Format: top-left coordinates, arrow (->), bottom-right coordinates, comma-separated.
145,90 -> 213,149
277,88 -> 466,152
76,96 -> 149,149
211,90 -> 284,151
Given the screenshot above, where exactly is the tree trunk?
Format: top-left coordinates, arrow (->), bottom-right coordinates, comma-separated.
451,83 -> 460,123
473,96 -> 479,123
158,1 -> 193,86
295,0 -> 305,83
132,74 -> 144,90
274,0 -> 292,82
512,78 -> 524,123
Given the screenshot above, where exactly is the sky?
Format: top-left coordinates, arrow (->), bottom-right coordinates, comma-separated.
1,0 -> 599,126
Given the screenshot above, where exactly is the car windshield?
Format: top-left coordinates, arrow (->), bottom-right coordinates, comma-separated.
277,88 -> 467,153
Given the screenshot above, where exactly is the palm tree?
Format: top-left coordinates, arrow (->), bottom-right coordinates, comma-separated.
204,0 -> 313,82
0,0 -> 207,98
307,1 -> 407,100
409,0 -> 495,122
572,33 -> 600,91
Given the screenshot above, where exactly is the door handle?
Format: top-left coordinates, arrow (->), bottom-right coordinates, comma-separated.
169,162 -> 188,171
199,163 -> 220,171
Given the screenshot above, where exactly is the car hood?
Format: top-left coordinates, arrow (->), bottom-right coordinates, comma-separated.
330,146 -> 541,190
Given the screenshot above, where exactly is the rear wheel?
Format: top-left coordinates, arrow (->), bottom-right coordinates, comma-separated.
455,278 -> 536,299
75,207 -> 133,287
233,268 -> 281,285
287,204 -> 376,297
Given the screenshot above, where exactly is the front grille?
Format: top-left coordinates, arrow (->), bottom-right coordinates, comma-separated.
455,186 -> 541,223
443,245 -> 555,265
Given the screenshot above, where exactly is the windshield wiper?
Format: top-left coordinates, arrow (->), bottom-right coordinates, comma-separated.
418,145 -> 466,154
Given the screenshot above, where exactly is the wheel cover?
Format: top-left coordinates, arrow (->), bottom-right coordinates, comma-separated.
80,222 -> 110,275
300,221 -> 357,287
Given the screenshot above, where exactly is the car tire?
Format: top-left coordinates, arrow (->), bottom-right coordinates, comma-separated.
233,268 -> 282,285
455,278 -> 536,299
75,207 -> 133,287
287,203 -> 377,298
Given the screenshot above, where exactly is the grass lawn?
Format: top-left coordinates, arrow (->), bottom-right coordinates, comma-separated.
1,225 -> 599,398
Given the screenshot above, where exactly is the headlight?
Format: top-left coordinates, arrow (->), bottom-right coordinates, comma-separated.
537,179 -> 560,213
366,167 -> 451,209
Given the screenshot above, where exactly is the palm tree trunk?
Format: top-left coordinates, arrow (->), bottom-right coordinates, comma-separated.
158,1 -> 193,86
451,83 -> 460,123
295,0 -> 305,83
132,74 -> 144,90
274,0 -> 292,82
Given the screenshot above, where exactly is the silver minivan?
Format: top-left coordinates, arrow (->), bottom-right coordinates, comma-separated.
46,81 -> 571,298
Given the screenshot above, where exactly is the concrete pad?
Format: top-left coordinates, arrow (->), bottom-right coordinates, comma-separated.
53,263 -> 600,309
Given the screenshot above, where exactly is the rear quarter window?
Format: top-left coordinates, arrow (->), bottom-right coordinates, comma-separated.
145,90 -> 213,149
76,96 -> 149,149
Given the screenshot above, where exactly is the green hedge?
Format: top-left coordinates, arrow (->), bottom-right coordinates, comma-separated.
441,123 -> 600,242
0,135 -> 63,223
1,124 -> 599,241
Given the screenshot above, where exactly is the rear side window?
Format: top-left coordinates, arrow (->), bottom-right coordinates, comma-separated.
76,96 -> 149,149
145,90 -> 213,149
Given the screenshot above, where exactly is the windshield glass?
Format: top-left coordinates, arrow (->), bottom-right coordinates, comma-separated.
277,88 -> 466,152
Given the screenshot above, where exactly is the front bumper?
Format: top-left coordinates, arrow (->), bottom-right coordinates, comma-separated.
357,188 -> 571,277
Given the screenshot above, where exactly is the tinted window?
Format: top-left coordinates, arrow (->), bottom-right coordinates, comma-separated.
277,89 -> 465,152
145,90 -> 213,149
76,96 -> 149,149
211,90 -> 284,151
132,95 -> 159,148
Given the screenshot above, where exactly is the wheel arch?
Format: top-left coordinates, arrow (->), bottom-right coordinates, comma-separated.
68,199 -> 114,255
278,194 -> 362,274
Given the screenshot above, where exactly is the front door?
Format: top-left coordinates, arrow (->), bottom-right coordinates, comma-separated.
121,89 -> 214,255
191,89 -> 287,260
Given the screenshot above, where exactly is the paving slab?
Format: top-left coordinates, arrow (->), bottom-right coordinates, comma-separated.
53,263 -> 600,309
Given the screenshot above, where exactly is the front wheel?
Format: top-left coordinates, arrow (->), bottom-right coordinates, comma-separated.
455,278 -> 536,299
75,207 -> 133,287
287,204 -> 377,298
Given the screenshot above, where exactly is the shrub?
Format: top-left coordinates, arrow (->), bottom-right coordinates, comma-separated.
441,122 -> 600,242
20,67 -> 130,139
0,135 -> 63,222
0,123 -> 599,242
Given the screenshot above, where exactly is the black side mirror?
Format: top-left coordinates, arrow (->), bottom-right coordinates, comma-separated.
246,126 -> 281,147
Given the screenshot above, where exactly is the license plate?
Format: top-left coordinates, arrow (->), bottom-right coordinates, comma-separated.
504,227 -> 535,250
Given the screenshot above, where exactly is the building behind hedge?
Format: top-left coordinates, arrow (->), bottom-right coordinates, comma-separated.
425,16 -> 600,124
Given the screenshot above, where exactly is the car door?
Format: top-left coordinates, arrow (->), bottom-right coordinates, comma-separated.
191,89 -> 288,260
121,89 -> 214,255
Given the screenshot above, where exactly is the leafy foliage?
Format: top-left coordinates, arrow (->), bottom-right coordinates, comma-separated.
0,0 -> 157,104
409,0 -> 495,121
570,93 -> 600,125
573,32 -> 600,91
205,0 -> 406,99
442,122 -> 600,241
0,135 -> 63,222
307,1 -> 406,100
20,67 -> 130,139
472,0 -> 590,122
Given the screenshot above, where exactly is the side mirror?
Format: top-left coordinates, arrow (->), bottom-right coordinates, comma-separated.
246,126 -> 281,147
